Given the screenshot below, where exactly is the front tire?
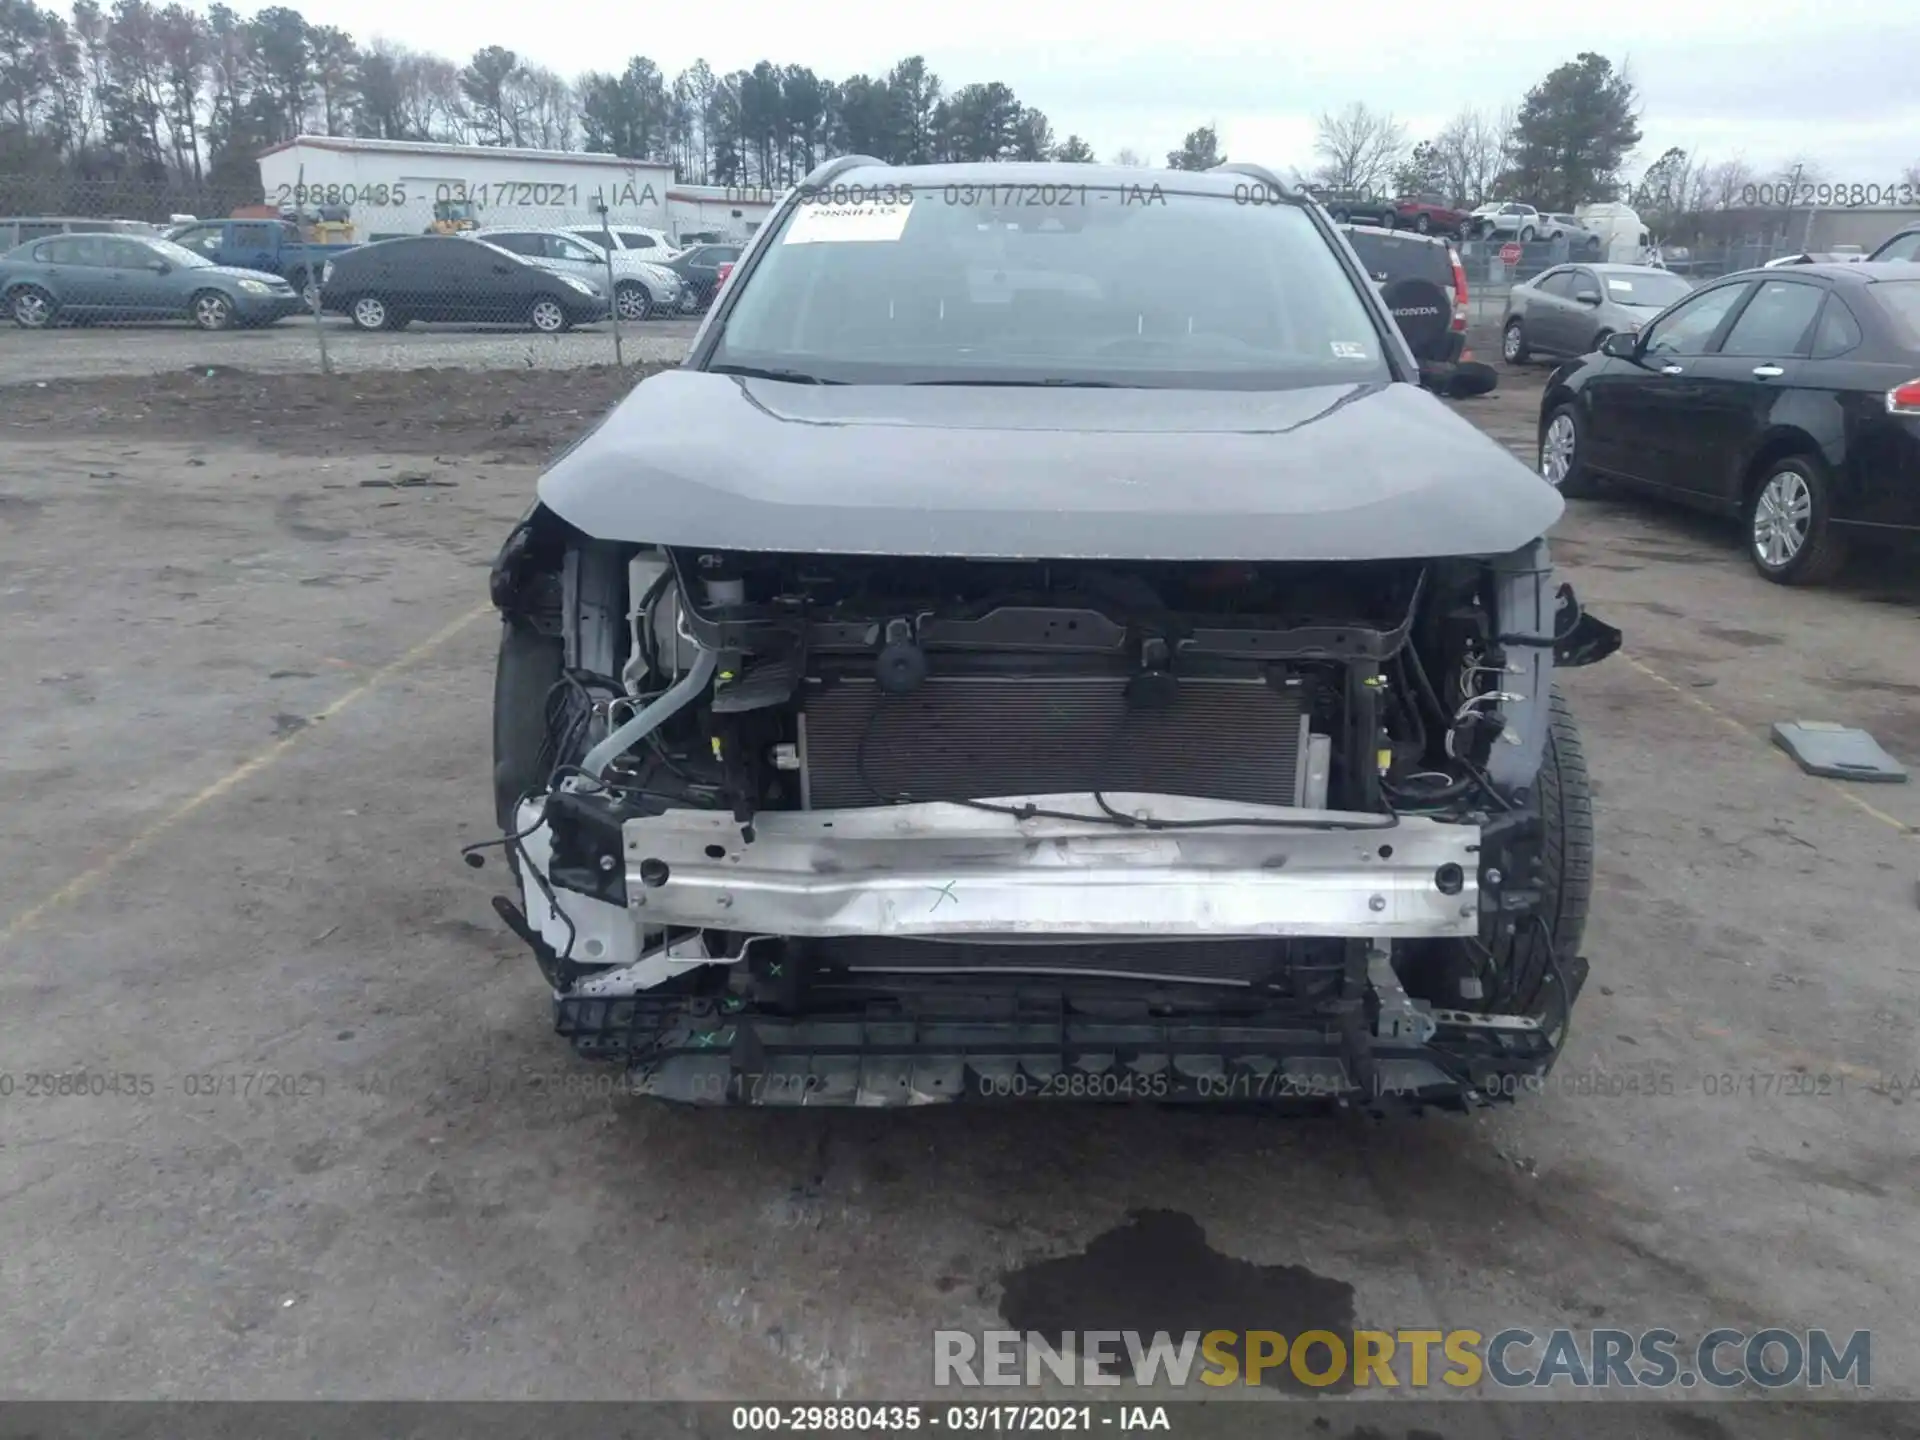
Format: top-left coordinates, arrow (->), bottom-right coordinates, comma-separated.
529,297 -> 570,333
1747,455 -> 1848,585
1501,686 -> 1594,1009
1502,317 -> 1531,365
1414,213 -> 1432,234
1540,403 -> 1601,497
190,290 -> 234,331
1519,225 -> 1537,242
8,285 -> 56,329
493,618 -> 566,830
614,282 -> 652,322
1414,686 -> 1594,1024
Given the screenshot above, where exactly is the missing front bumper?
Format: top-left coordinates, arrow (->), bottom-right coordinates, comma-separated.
617,794 -> 1482,942
552,993 -> 1566,1109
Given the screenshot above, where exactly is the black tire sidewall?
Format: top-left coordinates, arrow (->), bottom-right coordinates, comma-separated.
1484,685 -> 1594,1014
1746,455 -> 1844,584
1503,318 -> 1529,364
1543,402 -> 1599,497
493,618 -> 565,830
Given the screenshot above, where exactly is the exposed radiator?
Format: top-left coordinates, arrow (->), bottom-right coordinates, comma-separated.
802,675 -> 1309,809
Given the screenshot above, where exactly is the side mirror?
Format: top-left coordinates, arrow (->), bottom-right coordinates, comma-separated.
1574,289 -> 1602,306
1600,331 -> 1639,359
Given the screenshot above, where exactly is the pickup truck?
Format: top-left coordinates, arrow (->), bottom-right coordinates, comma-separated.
163,218 -> 357,305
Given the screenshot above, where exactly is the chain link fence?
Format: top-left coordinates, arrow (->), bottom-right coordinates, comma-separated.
0,177 -> 717,384
6,175 -> 1892,385
1453,234 -> 1837,336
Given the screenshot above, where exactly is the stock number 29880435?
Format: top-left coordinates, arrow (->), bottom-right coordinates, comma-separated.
275,182 -> 407,208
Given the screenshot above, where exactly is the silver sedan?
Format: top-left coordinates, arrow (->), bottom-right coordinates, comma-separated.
1500,263 -> 1695,364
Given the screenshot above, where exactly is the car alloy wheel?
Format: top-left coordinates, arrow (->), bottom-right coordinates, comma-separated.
615,283 -> 651,322
1540,413 -> 1577,488
10,287 -> 53,329
1414,213 -> 1431,233
1519,226 -> 1536,242
1503,320 -> 1528,363
192,291 -> 234,331
530,298 -> 567,333
351,296 -> 388,330
1752,468 -> 1812,569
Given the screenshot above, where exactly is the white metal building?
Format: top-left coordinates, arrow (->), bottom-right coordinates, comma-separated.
665,184 -> 778,244
256,137 -> 674,240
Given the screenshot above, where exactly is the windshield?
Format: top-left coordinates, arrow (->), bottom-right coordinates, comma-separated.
1602,271 -> 1693,307
710,186 -> 1391,389
147,237 -> 214,268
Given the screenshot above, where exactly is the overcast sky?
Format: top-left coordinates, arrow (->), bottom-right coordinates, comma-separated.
307,0 -> 1920,181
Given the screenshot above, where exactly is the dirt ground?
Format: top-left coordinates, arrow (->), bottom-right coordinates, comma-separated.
1,358 -> 1916,1429
2,362 -> 666,457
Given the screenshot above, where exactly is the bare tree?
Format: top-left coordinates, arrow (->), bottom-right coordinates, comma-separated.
1111,145 -> 1143,167
1773,156 -> 1826,195
1312,101 -> 1405,191
1702,157 -> 1754,210
1431,105 -> 1506,206
513,64 -> 575,149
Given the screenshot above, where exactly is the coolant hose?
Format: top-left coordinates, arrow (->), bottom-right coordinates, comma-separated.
577,646 -> 719,780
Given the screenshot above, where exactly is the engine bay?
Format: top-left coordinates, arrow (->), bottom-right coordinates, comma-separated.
485,507 -> 1619,1104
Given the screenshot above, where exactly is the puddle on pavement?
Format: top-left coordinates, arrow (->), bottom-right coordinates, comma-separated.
998,1208 -> 1356,1392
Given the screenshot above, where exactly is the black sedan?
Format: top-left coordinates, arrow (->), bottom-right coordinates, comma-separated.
317,235 -> 608,332
1538,263 -> 1920,584
663,242 -> 741,313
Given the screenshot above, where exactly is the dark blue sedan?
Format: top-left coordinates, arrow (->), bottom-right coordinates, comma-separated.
0,232 -> 303,331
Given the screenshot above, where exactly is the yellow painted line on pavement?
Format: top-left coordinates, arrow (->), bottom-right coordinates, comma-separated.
0,604 -> 492,948
1622,653 -> 1913,836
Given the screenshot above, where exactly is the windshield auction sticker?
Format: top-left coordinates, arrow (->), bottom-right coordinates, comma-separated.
782,200 -> 913,245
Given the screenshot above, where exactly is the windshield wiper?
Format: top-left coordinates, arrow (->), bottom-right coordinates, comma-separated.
908,378 -> 1129,388
709,362 -> 842,385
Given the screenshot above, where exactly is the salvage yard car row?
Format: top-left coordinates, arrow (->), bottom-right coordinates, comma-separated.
0,229 -> 726,332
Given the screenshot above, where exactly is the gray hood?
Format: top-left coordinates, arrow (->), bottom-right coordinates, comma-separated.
536,368 -> 1563,561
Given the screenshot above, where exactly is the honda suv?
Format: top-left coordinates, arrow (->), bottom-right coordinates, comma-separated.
1340,224 -> 1480,393
481,159 -> 1617,1111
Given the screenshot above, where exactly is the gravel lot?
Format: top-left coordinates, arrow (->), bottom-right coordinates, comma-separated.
0,316 -> 698,384
1,357 -> 1916,1428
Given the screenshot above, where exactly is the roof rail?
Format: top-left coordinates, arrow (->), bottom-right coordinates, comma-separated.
1210,162 -> 1300,199
800,154 -> 884,189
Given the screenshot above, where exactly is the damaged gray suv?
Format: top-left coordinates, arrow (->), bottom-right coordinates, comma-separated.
483,158 -> 1621,1109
